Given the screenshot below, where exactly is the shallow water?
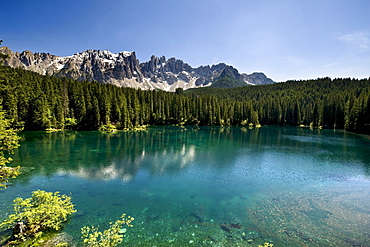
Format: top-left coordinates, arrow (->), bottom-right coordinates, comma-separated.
1,126 -> 369,246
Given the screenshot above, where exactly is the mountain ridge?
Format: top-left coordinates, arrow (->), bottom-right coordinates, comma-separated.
0,46 -> 275,91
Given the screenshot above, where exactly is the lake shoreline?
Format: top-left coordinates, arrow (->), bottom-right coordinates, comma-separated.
336,129 -> 370,142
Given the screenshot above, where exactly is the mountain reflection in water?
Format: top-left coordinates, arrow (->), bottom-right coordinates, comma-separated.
13,127 -> 262,182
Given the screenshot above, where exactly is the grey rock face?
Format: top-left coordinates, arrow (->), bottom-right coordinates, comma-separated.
0,46 -> 275,91
218,65 -> 243,80
241,72 -> 275,85
55,50 -> 143,83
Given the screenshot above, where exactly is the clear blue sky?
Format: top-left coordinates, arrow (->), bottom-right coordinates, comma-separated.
1,0 -> 370,82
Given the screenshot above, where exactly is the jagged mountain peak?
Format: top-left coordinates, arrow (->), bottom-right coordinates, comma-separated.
0,46 -> 275,91
241,72 -> 275,85
219,65 -> 241,80
71,49 -> 134,59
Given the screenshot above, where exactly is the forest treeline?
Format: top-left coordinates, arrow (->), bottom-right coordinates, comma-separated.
0,66 -> 369,134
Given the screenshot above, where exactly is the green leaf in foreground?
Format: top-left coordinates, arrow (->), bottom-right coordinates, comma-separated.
0,105 -> 21,189
81,213 -> 134,247
0,190 -> 76,243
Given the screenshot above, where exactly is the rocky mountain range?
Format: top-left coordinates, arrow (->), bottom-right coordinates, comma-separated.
0,46 -> 275,92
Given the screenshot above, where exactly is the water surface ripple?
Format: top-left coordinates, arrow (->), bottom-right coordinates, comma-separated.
1,126 -> 369,246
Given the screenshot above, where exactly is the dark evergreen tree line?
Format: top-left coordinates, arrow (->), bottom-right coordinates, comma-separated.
0,66 -> 369,134
186,77 -> 370,133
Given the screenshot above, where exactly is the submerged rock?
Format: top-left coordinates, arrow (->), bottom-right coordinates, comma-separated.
220,224 -> 231,233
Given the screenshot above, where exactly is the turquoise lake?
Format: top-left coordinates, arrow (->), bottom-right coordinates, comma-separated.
1,126 -> 370,246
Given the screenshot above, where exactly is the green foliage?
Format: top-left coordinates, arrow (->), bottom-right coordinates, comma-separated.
0,190 -> 76,242
210,75 -> 247,88
64,117 -> 77,129
0,66 -> 369,134
46,127 -> 63,132
175,87 -> 183,94
56,243 -> 69,247
98,123 -> 117,132
0,105 -> 21,189
81,214 -> 134,247
258,243 -> 274,247
187,77 -> 370,133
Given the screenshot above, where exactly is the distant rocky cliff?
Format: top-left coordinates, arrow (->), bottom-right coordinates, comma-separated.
0,46 -> 275,91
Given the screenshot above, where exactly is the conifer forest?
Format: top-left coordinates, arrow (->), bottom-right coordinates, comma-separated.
0,66 -> 369,134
